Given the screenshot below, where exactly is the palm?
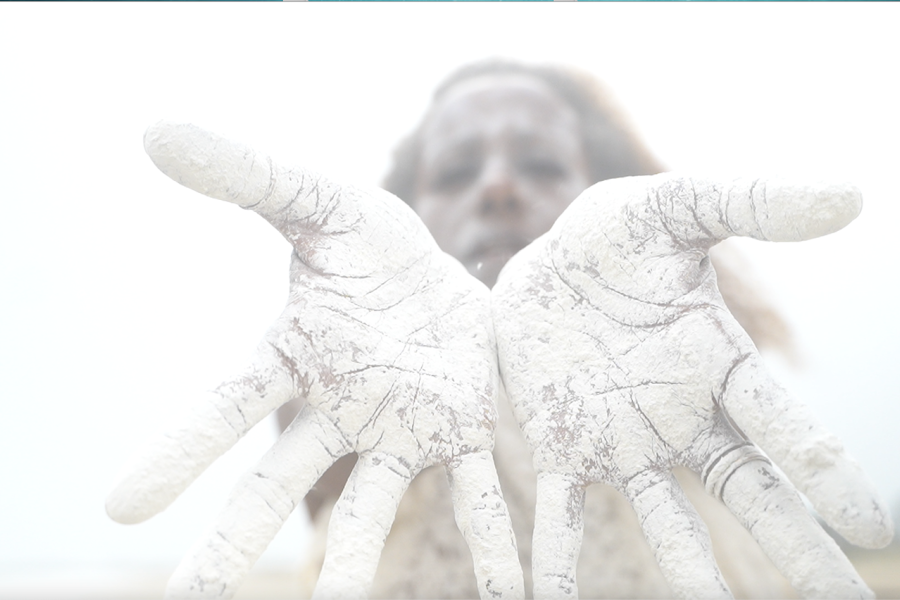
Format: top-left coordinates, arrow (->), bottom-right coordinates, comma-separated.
493,174 -> 892,599
106,123 -> 522,600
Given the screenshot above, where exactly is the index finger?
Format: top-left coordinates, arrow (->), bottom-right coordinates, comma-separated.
105,331 -> 299,524
720,351 -> 892,549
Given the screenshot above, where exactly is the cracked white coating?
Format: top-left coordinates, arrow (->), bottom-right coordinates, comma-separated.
105,122 -> 523,600
492,174 -> 893,599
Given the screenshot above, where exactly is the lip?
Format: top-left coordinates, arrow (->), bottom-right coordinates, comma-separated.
464,232 -> 533,265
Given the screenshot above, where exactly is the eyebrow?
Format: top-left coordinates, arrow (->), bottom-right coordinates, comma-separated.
423,136 -> 482,166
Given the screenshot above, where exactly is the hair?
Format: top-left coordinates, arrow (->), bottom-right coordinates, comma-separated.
382,58 -> 665,204
381,58 -> 795,359
290,59 -> 795,521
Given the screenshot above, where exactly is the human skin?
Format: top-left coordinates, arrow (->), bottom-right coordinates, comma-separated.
414,73 -> 593,288
107,76 -> 889,600
106,122 -> 524,600
369,72 -> 788,599
492,174 -> 893,599
284,73 -> 595,520
407,72 -> 890,599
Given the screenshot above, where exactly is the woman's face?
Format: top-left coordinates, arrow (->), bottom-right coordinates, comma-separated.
414,73 -> 592,287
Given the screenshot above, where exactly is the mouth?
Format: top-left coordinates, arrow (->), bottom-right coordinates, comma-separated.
461,234 -> 533,284
464,234 -> 533,267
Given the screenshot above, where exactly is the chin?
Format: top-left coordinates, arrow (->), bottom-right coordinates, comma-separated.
467,255 -> 507,288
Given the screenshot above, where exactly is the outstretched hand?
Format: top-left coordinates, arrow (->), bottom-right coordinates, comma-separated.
492,174 -> 893,599
106,123 -> 523,600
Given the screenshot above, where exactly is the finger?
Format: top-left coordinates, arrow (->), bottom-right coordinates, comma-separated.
143,122 -> 428,269
106,333 -> 299,524
448,451 -> 525,600
718,457 -> 874,598
143,120 -> 325,217
531,471 -> 584,600
165,406 -> 349,599
572,175 -> 862,256
697,430 -> 874,597
624,470 -> 732,599
648,175 -> 863,248
721,352 -> 893,548
708,177 -> 862,242
312,451 -> 413,600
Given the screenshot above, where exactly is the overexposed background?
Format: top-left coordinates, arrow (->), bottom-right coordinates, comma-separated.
1,3 -> 898,597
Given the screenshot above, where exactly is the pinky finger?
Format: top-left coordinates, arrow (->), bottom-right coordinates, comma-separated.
531,471 -> 584,600
448,451 -> 525,600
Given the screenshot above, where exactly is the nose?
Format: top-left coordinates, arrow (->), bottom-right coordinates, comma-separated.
479,159 -> 522,218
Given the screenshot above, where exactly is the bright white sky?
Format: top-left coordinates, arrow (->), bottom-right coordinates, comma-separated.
1,1 -> 898,583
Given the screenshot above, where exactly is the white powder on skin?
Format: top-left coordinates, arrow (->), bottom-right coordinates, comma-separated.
106,122 -> 523,600
492,174 -> 891,599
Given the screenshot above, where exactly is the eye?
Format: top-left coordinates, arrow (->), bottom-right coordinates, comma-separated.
520,157 -> 566,181
430,160 -> 481,192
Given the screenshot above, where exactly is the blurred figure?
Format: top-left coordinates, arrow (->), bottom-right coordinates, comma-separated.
289,60 -> 796,598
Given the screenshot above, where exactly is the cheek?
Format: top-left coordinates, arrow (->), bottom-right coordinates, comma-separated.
414,194 -> 468,252
558,169 -> 593,201
525,177 -> 591,233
